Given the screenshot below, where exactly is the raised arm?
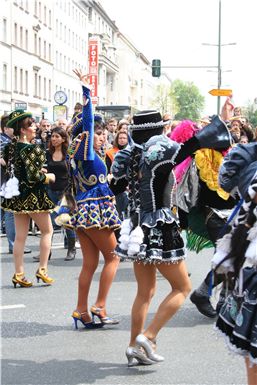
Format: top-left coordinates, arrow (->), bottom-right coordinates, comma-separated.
72,69 -> 94,161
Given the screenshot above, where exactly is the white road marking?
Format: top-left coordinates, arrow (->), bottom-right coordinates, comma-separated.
0,304 -> 26,310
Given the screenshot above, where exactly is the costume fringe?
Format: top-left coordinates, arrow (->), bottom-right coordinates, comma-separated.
186,230 -> 213,253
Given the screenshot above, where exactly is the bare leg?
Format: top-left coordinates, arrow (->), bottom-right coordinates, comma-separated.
86,228 -> 119,316
129,262 -> 157,346
144,260 -> 192,341
30,212 -> 53,269
13,214 -> 30,273
76,229 -> 99,318
245,357 -> 257,385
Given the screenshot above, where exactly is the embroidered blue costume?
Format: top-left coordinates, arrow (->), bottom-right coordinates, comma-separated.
62,85 -> 121,230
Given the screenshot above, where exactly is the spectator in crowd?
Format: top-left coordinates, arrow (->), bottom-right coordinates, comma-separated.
117,119 -> 129,133
47,127 -> 77,261
72,102 -> 83,119
0,110 -> 55,287
106,130 -> 129,219
56,118 -> 68,132
162,112 -> 173,136
36,119 -> 52,149
106,118 -> 118,145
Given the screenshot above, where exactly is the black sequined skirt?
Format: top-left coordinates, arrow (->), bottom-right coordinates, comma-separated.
215,267 -> 257,365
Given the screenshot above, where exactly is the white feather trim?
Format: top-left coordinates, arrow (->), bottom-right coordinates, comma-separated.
212,250 -> 234,274
245,239 -> 257,265
127,226 -> 144,256
119,234 -> 130,244
215,233 -> 232,253
247,224 -> 257,241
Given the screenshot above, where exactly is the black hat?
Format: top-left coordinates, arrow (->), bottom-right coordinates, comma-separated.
129,110 -> 167,131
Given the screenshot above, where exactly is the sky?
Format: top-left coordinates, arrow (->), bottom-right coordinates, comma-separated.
99,0 -> 257,115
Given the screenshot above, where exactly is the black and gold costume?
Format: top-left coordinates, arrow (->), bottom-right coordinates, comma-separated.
1,142 -> 55,213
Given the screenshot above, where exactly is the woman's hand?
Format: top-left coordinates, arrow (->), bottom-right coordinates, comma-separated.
220,96 -> 234,121
44,173 -> 56,184
73,68 -> 91,89
0,158 -> 6,167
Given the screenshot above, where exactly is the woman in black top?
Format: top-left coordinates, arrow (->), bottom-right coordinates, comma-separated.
46,127 -> 77,260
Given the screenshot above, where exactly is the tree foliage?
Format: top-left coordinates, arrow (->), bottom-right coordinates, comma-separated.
151,84 -> 174,115
244,100 -> 257,127
170,79 -> 205,121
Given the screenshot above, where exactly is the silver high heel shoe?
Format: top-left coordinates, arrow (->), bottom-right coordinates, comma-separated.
135,334 -> 164,362
125,346 -> 155,367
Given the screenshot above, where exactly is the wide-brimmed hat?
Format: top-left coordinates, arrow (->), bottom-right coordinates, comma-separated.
7,109 -> 32,128
129,110 -> 167,131
71,112 -> 105,137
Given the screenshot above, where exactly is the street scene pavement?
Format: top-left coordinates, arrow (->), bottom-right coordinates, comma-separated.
1,232 -> 246,385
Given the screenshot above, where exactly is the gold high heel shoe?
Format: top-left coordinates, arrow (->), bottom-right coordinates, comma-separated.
90,305 -> 119,325
12,273 -> 33,288
35,268 -> 54,284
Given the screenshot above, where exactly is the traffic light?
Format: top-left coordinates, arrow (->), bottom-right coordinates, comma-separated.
152,59 -> 161,77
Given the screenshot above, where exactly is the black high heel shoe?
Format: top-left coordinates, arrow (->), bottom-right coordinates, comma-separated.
90,305 -> 119,325
72,310 -> 104,329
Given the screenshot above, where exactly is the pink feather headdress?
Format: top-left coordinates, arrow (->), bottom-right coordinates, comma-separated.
168,120 -> 199,184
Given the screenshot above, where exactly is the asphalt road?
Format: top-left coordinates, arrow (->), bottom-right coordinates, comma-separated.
1,232 -> 246,385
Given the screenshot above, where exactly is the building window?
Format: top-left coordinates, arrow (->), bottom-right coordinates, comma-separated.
25,29 -> 28,50
38,37 -> 41,56
2,18 -> 7,42
55,50 -> 58,67
14,23 -> 17,45
34,0 -> 37,16
56,19 -> 58,37
2,64 -> 7,91
38,75 -> 41,98
34,72 -> 38,96
48,79 -> 51,100
34,33 -> 37,54
60,22 -> 62,39
20,68 -> 23,93
38,1 -> 41,20
49,10 -> 51,28
25,70 -> 28,94
43,6 -> 46,24
25,0 -> 28,12
43,77 -> 46,99
48,43 -> 51,61
44,40 -> 46,59
20,26 -> 23,48
14,66 -> 18,91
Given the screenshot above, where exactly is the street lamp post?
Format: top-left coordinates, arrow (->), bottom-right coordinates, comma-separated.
217,0 -> 222,114
203,0 -> 236,114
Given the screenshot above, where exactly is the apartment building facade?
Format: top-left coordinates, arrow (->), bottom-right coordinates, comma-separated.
0,0 -> 171,121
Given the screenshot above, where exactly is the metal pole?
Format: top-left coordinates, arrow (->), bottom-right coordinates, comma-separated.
217,0 -> 222,114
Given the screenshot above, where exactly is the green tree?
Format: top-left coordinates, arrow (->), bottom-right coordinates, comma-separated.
170,79 -> 205,121
244,100 -> 257,127
151,84 -> 174,115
